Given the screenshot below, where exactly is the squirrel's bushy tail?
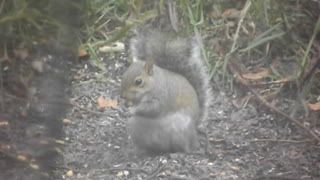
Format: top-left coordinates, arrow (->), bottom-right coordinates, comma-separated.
129,29 -> 212,125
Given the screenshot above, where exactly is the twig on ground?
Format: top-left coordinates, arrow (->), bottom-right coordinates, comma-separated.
145,162 -> 166,180
227,62 -> 320,142
250,175 -> 300,180
102,167 -> 148,174
219,0 -> 320,143
231,0 -> 252,51
248,78 -> 296,87
216,0 -> 320,143
250,139 -> 313,143
298,41 -> 320,89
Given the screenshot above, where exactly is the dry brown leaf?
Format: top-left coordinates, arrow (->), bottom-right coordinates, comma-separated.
97,97 -> 118,108
290,150 -> 299,158
13,48 -> 29,60
210,10 -> 220,18
308,102 -> 320,111
242,69 -> 271,80
222,8 -> 237,17
222,8 -> 241,19
0,144 -> 10,151
73,73 -> 87,80
0,56 -> 11,62
20,110 -> 28,118
78,46 -> 88,57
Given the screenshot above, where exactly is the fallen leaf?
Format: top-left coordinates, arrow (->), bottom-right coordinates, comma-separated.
222,8 -> 237,17
308,102 -> 320,111
13,48 -> 29,60
0,121 -> 9,126
97,97 -> 118,108
20,110 -> 28,117
0,56 -> 11,62
78,46 -> 88,57
210,10 -> 220,18
73,73 -> 87,80
222,8 -> 240,19
242,69 -> 271,80
290,150 -> 299,158
0,144 -> 10,151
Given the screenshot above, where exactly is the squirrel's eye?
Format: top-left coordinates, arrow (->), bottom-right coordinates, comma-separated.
134,78 -> 143,87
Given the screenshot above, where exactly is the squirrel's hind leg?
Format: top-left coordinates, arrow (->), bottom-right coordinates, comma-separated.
129,113 -> 198,154
166,113 -> 199,153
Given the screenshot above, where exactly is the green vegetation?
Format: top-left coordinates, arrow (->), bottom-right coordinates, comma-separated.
0,0 -> 86,50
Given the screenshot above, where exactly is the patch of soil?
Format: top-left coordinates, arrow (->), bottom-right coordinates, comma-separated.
58,53 -> 320,180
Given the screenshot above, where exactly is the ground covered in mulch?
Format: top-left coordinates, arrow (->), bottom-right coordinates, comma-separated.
0,46 -> 319,180
57,52 -> 320,180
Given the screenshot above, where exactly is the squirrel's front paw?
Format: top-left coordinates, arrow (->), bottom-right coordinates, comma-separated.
129,103 -> 148,114
132,102 -> 160,117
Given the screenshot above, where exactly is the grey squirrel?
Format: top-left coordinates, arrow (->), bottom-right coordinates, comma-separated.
121,30 -> 212,154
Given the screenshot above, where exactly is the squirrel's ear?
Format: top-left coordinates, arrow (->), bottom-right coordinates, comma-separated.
144,58 -> 154,75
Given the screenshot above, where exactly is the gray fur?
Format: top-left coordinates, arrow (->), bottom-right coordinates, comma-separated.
129,29 -> 212,125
